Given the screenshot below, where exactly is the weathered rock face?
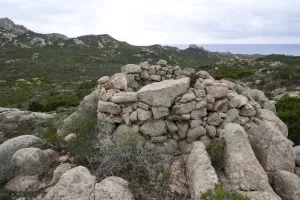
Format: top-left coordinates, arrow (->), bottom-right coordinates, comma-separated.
244,120 -> 295,177
94,176 -> 134,200
169,157 -> 188,195
48,163 -> 73,186
222,123 -> 280,199
138,77 -> 190,107
257,109 -> 288,137
44,166 -> 96,200
0,107 -> 54,139
12,148 -> 58,176
103,73 -> 127,90
186,142 -> 218,200
4,175 -> 41,192
0,17 -> 29,35
256,121 -> 295,173
0,135 -> 44,184
121,64 -> 141,74
273,170 -> 300,200
294,146 -> 300,166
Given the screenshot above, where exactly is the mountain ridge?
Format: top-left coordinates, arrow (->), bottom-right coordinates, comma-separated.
0,17 -> 250,60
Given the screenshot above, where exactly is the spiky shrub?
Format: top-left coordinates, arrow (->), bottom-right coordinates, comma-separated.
206,138 -> 226,171
90,132 -> 174,199
200,184 -> 249,200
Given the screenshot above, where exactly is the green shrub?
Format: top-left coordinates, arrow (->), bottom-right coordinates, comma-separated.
0,194 -> 10,200
76,79 -> 98,99
67,113 -> 97,163
276,96 -> 300,145
190,73 -> 200,86
206,138 -> 226,171
286,87 -> 296,92
28,92 -> 81,112
39,118 -> 66,150
214,68 -> 255,80
28,101 -> 44,112
42,92 -> 80,112
200,184 -> 249,200
90,132 -> 173,199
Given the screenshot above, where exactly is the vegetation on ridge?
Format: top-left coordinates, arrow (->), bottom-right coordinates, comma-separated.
276,95 -> 300,145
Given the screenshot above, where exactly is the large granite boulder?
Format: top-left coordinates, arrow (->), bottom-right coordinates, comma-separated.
44,166 -> 96,200
138,78 -> 190,107
257,109 -> 288,137
94,176 -> 134,200
12,148 -> 58,176
186,141 -> 218,200
121,64 -> 141,74
169,157 -> 188,195
0,107 -> 54,138
48,163 -> 73,186
103,73 -> 127,90
294,146 -> 300,166
273,170 -> 300,200
4,175 -> 41,192
0,135 -> 44,184
244,121 -> 295,174
223,123 -> 280,199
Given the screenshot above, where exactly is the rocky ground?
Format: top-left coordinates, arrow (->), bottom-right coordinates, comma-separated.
0,60 -> 300,200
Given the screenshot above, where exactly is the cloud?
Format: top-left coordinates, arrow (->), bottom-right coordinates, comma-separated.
0,0 -> 300,44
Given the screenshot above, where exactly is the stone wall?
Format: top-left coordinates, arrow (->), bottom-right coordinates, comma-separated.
95,60 -> 283,156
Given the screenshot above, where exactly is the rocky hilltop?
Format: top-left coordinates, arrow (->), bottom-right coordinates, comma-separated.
0,60 -> 299,200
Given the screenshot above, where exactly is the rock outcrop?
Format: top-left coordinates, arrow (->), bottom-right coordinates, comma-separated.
44,166 -> 97,200
273,170 -> 300,200
94,176 -> 134,200
0,107 -> 54,139
0,135 -> 44,184
223,123 -> 281,200
11,148 -> 58,176
186,141 -> 218,200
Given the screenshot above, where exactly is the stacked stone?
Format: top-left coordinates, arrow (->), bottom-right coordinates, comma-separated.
95,60 -> 279,156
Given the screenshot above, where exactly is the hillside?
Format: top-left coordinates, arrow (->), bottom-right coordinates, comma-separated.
1,17 -> 300,112
0,17 -> 259,109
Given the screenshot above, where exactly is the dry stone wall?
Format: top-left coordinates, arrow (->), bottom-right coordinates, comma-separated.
95,60 -> 283,157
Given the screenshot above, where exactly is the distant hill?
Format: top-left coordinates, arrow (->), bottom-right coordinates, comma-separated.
0,17 -> 244,108
1,17 -> 299,110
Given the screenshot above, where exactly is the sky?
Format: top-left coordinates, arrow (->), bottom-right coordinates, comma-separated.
0,0 -> 300,45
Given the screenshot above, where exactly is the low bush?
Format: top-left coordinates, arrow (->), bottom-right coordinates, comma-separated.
276,95 -> 300,145
90,132 -> 174,199
200,184 -> 249,200
190,73 -> 200,86
206,138 -> 226,171
39,118 -> 66,151
214,68 -> 255,80
28,92 -> 80,112
0,194 -> 10,200
67,113 -> 97,163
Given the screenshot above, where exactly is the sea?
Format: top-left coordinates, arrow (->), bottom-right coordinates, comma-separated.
173,44 -> 300,56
